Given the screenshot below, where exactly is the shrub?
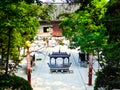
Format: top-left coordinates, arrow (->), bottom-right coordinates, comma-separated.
94,66 -> 120,90
0,74 -> 33,90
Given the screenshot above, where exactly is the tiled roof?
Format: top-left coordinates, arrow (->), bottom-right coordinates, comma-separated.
43,3 -> 80,21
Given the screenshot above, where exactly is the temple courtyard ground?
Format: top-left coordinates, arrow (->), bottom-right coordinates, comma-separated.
16,44 -> 98,90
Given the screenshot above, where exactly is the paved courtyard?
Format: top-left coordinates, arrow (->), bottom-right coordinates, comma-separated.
16,44 -> 98,90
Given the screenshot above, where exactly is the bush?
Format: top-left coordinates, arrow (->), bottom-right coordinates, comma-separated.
94,66 -> 120,90
0,74 -> 33,90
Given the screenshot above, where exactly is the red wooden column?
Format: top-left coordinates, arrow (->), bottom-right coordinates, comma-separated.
27,47 -> 31,84
25,41 -> 31,85
88,53 -> 93,86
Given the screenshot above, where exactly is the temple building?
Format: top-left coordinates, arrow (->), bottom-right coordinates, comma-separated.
37,3 -> 80,38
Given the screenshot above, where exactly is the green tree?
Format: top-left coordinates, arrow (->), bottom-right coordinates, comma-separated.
0,0 -> 55,74
60,0 -> 120,89
60,0 -> 108,54
0,1 -> 40,61
103,0 -> 120,66
94,0 -> 120,89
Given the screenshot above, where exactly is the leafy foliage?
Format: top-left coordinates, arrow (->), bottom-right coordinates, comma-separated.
103,0 -> 120,65
94,1 -> 120,89
60,0 -> 120,89
0,74 -> 33,90
0,0 -> 55,61
94,66 -> 120,90
0,1 -> 40,61
59,0 -> 108,53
